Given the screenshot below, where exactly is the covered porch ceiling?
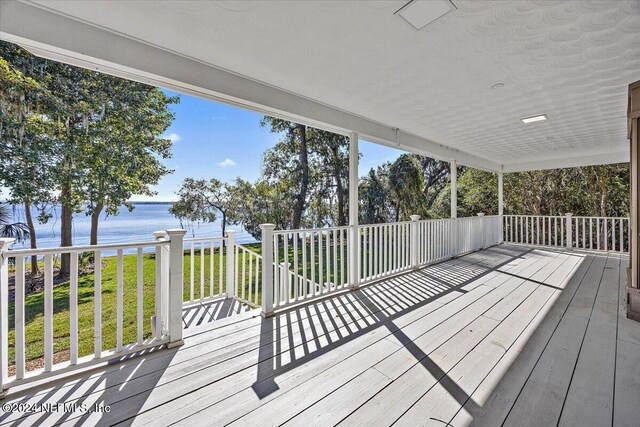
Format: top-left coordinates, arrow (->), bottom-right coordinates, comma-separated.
1,0 -> 638,172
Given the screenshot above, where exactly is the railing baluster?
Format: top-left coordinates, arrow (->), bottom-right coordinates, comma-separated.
318,231 -> 323,295
310,232 -> 316,298
218,240 -> 223,296
331,230 -> 340,289
190,242 -> 195,302
209,240 -> 215,297
274,235 -> 280,304
44,254 -> 53,372
15,255 -> 25,378
293,233 -> 298,299
94,250 -> 102,358
301,231 -> 307,299
116,248 -> 124,352
137,247 -> 144,346
200,243 -> 205,301
241,246 -> 246,300
248,250 -> 254,302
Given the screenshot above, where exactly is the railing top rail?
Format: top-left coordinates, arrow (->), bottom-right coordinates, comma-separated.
505,214 -> 629,220
359,221 -> 413,227
236,244 -> 262,258
183,236 -> 226,243
7,240 -> 166,257
273,225 -> 351,235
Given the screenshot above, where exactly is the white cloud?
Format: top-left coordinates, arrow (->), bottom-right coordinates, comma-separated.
218,158 -> 237,168
163,133 -> 181,143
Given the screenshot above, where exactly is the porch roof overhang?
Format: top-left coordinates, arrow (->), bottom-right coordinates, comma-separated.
1,0 -> 638,173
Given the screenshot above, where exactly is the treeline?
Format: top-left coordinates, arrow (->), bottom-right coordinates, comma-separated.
0,42 -> 177,275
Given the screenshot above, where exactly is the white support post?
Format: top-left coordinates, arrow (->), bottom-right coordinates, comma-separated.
498,172 -> 504,243
165,229 -> 186,348
0,238 -> 15,394
260,224 -> 275,317
478,213 -> 485,249
410,215 -> 420,269
226,230 -> 236,298
349,131 -> 359,289
565,213 -> 573,251
450,160 -> 458,257
153,231 -> 169,338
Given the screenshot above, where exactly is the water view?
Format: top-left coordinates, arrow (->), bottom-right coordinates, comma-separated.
9,202 -> 255,249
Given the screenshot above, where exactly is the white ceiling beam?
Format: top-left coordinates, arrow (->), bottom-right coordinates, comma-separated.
502,150 -> 629,173
0,0 -> 501,172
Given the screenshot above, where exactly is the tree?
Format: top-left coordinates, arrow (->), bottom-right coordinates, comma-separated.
359,167 -> 392,224
0,41 -> 178,275
0,44 -> 58,273
170,178 -> 241,239
261,118 -> 310,230
234,178 -> 294,240
82,80 -> 176,245
388,154 -> 425,221
0,203 -> 29,243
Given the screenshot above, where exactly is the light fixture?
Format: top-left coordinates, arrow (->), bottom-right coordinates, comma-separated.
396,0 -> 456,31
521,114 -> 548,124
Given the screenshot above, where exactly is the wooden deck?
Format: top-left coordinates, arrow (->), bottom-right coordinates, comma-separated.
1,244 -> 638,426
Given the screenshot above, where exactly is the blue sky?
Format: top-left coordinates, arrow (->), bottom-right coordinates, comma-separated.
138,89 -> 405,201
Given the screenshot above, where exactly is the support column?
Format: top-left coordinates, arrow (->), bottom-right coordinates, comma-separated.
410,215 -> 420,269
498,171 -> 504,243
153,231 -> 168,339
349,131 -> 359,289
628,80 -> 640,321
226,230 -> 236,298
450,160 -> 458,257
450,160 -> 458,219
260,224 -> 276,317
165,229 -> 186,348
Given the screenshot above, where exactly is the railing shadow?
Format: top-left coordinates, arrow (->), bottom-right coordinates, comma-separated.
182,297 -> 252,330
251,245 -> 533,399
0,345 -> 177,427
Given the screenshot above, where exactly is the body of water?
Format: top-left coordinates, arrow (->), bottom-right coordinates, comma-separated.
8,203 -> 256,250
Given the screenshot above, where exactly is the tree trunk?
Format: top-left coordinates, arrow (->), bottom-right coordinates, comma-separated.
292,125 -> 309,230
90,201 -> 104,245
23,199 -> 39,275
221,211 -> 227,246
59,182 -> 73,277
331,145 -> 347,226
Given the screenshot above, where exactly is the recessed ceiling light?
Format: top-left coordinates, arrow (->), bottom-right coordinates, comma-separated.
396,0 -> 456,31
521,114 -> 548,124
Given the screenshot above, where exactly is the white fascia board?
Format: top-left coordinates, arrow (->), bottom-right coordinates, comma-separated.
0,0 -> 501,172
502,150 -> 630,173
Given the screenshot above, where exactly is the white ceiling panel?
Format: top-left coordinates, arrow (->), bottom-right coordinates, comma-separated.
13,0 -> 640,168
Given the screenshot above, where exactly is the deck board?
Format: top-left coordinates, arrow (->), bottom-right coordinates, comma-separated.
0,245 -> 637,427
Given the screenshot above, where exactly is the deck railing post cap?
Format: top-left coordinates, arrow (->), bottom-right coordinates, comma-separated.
565,213 -> 573,217
226,229 -> 236,236
477,213 -> 485,217
165,229 -> 187,236
0,237 -> 16,251
153,231 -> 167,240
410,215 -> 421,221
259,223 -> 276,230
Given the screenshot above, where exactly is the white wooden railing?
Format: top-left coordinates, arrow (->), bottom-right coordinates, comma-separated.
0,212 -> 627,392
0,229 -> 187,392
359,221 -> 412,283
503,214 -> 630,252
259,214 -> 502,316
